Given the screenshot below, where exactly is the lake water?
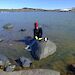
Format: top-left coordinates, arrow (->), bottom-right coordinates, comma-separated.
0,12 -> 75,73
0,12 -> 75,40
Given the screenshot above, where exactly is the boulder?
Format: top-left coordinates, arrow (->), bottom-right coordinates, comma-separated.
39,40 -> 56,59
16,57 -> 32,68
29,39 -> 56,60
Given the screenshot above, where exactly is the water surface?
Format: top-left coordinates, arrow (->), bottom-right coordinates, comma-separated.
0,12 -> 75,74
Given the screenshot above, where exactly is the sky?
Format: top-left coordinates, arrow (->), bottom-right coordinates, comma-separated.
0,0 -> 75,9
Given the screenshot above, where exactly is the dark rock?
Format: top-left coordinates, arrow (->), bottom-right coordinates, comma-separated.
20,29 -> 26,32
67,64 -> 75,73
16,57 -> 32,68
0,39 -> 3,42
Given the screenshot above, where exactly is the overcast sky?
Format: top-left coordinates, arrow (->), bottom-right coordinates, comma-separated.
0,0 -> 75,9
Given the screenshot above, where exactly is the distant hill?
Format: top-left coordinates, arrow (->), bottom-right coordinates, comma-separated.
0,7 -> 75,12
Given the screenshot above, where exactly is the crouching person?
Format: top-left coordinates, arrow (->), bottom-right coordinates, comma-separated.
34,21 -> 43,41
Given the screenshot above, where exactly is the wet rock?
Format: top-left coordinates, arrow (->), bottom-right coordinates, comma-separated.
16,57 -> 32,68
26,39 -> 56,60
0,54 -> 10,67
0,39 -> 3,42
4,65 -> 16,72
39,40 -> 56,60
3,23 -> 13,29
20,29 -> 26,32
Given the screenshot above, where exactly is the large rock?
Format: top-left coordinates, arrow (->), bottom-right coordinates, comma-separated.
39,40 -> 56,59
30,40 -> 56,60
25,38 -> 56,60
0,69 -> 60,75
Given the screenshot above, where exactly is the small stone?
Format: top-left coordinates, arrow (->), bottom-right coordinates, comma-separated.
0,39 -> 3,42
20,29 -> 26,32
0,54 -> 10,67
4,65 -> 16,72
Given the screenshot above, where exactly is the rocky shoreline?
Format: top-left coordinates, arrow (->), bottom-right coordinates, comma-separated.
0,69 -> 60,75
0,37 -> 56,72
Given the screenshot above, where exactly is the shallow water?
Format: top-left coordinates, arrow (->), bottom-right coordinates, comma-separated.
0,12 -> 75,74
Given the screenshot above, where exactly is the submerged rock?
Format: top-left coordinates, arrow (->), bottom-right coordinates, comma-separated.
3,23 -> 13,29
4,65 -> 16,72
16,57 -> 32,68
20,29 -> 26,32
0,39 -> 3,42
0,54 -> 10,67
25,39 -> 56,60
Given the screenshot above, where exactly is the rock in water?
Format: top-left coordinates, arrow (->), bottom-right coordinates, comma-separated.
20,57 -> 32,68
0,54 -> 10,67
16,57 -> 32,68
30,40 -> 56,60
39,40 -> 56,59
0,39 -> 3,42
3,23 -> 13,29
20,29 -> 26,32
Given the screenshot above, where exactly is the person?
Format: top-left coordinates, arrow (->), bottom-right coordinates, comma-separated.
34,21 -> 43,41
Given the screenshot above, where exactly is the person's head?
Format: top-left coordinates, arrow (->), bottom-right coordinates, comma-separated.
34,21 -> 38,29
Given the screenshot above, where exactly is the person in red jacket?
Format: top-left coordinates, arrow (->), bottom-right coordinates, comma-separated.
34,21 -> 43,41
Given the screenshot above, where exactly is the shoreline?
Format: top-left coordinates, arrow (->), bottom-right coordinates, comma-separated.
0,8 -> 75,12
0,69 -> 60,75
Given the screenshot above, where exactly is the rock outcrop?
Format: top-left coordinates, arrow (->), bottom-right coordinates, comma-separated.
0,69 -> 60,75
24,37 -> 56,60
30,40 -> 56,60
0,54 -> 10,67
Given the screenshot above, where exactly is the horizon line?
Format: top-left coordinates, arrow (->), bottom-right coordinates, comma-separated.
0,7 -> 75,10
